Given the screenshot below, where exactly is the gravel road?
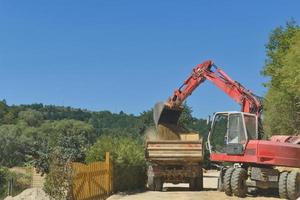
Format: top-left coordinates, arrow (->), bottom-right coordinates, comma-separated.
108,171 -> 281,200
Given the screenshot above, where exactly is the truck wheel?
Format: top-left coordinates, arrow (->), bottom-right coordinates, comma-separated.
231,168 -> 248,198
147,165 -> 155,191
224,167 -> 235,196
287,171 -> 300,200
154,177 -> 163,191
195,176 -> 203,191
278,171 -> 288,199
189,176 -> 203,191
189,178 -> 196,191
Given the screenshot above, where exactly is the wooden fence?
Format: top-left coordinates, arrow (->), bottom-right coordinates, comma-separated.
71,152 -> 113,200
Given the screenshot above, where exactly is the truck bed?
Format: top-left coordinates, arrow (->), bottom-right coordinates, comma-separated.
145,140 -> 203,164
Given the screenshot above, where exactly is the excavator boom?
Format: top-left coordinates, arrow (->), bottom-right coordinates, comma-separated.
154,60 -> 263,129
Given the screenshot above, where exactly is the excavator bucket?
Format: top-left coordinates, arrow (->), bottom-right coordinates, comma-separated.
153,102 -> 183,127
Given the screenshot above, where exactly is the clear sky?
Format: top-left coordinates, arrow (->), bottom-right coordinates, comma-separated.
0,1 -> 300,118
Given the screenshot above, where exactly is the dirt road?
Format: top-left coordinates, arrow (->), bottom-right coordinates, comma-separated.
108,171 -> 280,200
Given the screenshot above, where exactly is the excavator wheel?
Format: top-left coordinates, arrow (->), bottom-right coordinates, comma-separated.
231,168 -> 248,198
279,171 -> 288,199
217,168 -> 226,192
224,167 -> 235,196
154,177 -> 163,191
287,171 -> 300,200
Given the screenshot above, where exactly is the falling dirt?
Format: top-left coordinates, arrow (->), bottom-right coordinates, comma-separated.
144,123 -> 200,141
145,124 -> 187,141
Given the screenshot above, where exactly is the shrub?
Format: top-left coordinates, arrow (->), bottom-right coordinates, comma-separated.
43,152 -> 73,200
0,167 -> 32,199
0,167 -> 9,199
85,135 -> 146,192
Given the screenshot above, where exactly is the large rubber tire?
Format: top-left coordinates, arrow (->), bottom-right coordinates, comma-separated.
195,176 -> 203,191
279,171 -> 288,199
217,169 -> 225,192
154,177 -> 163,191
190,176 -> 203,191
189,178 -> 196,191
287,171 -> 300,200
224,167 -> 235,196
217,177 -> 224,192
231,168 -> 248,198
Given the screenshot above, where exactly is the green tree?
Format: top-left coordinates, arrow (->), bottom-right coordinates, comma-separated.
85,135 -> 146,191
18,109 -> 43,127
262,21 -> 300,135
0,125 -> 27,167
33,120 -> 96,174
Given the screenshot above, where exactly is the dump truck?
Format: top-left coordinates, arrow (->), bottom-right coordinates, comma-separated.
145,103 -> 203,191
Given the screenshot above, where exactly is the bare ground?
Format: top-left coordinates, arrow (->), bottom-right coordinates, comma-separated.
108,170 -> 280,200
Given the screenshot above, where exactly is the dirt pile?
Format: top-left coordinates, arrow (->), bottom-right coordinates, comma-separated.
4,188 -> 50,200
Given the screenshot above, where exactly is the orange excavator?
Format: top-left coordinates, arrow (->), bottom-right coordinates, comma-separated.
154,60 -> 300,199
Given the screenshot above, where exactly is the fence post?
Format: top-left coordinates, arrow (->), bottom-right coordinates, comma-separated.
8,177 -> 13,196
105,152 -> 109,194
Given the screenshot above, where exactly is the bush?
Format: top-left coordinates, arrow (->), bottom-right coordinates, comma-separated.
85,135 -> 146,192
43,152 -> 73,200
0,167 -> 9,199
0,167 -> 32,199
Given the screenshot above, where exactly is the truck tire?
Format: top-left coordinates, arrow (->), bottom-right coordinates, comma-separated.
287,171 -> 300,200
189,176 -> 203,191
231,168 -> 248,198
195,175 -> 203,191
278,171 -> 288,199
189,178 -> 196,191
154,177 -> 163,191
224,167 -> 235,196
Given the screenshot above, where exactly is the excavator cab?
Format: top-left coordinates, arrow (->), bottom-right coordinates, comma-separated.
207,112 -> 258,155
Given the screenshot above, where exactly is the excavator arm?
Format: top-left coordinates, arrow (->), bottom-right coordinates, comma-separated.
169,60 -> 262,115
154,60 -> 263,134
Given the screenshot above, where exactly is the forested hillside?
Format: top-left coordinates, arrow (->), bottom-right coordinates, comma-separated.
0,100 -> 208,171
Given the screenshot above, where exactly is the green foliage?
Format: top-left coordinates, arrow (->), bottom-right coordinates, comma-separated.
0,167 -> 32,199
0,125 -> 29,167
262,21 -> 300,136
33,120 -> 97,174
89,111 -> 143,137
85,135 -> 146,191
43,152 -> 73,200
0,167 -> 9,199
42,120 -> 96,199
18,109 -> 43,127
0,100 -> 208,193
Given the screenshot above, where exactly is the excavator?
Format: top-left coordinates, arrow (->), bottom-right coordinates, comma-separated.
153,60 -> 300,199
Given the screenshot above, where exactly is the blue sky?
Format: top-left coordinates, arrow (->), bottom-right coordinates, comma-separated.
0,1 -> 299,118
